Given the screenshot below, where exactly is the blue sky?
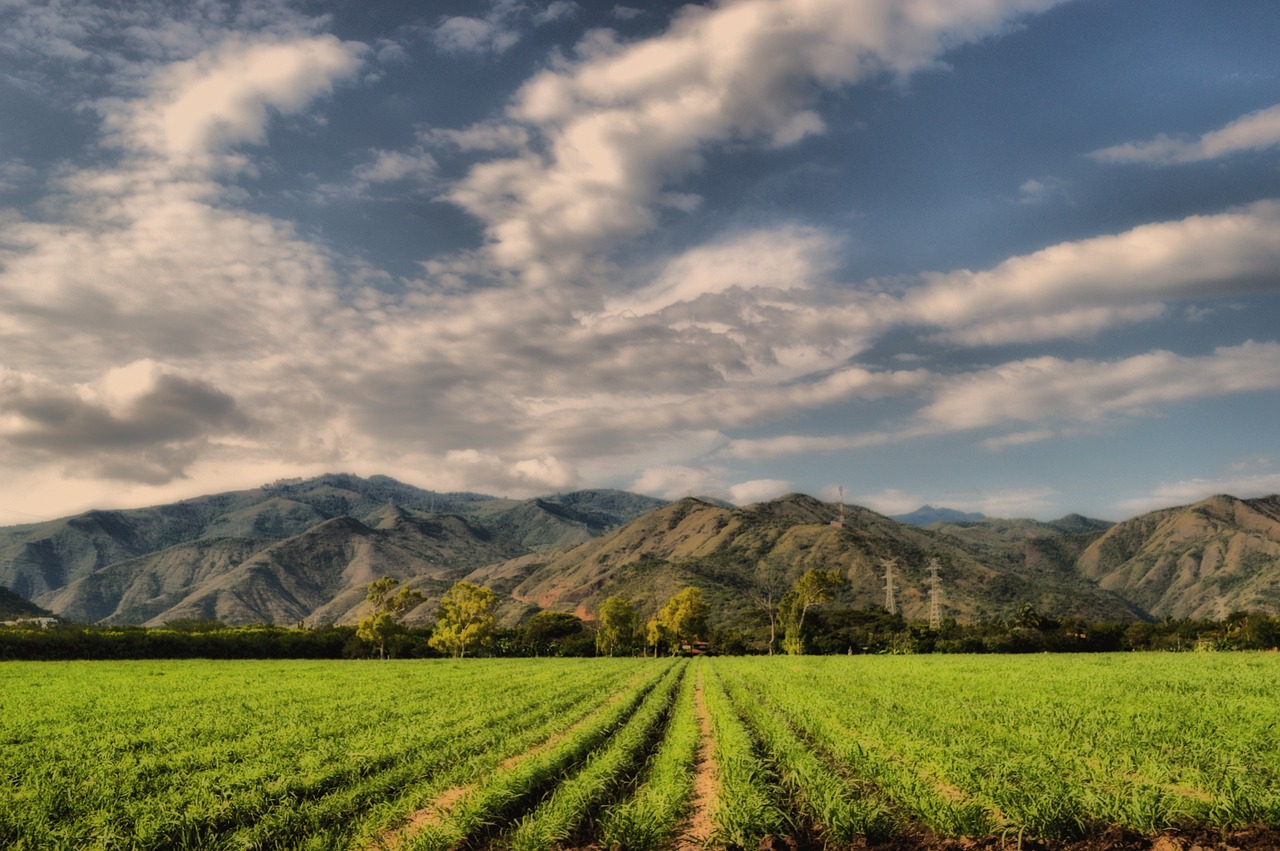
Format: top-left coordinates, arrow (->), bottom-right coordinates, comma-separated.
1,0 -> 1279,524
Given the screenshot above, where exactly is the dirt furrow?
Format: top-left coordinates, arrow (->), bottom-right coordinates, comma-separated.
674,668 -> 719,849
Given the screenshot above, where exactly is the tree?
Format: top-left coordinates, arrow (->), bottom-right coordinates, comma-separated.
655,586 -> 710,654
356,577 -> 425,660
522,611 -> 590,656
747,556 -> 790,656
595,596 -> 639,656
644,616 -> 669,658
429,581 -> 497,658
781,568 -> 844,655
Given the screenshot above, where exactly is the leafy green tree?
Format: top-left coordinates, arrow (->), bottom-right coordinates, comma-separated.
655,586 -> 710,654
595,596 -> 639,656
522,611 -> 589,656
357,577 -> 425,660
429,581 -> 497,658
781,568 -> 844,655
644,616 -> 669,658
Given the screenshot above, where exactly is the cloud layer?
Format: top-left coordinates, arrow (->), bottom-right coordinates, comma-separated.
0,0 -> 1277,522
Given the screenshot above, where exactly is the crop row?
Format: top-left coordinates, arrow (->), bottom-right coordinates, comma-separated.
0,659 -> 661,850
3,654 -> 1279,849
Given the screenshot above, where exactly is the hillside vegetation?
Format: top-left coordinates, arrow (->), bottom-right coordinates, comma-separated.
2,475 -> 1279,628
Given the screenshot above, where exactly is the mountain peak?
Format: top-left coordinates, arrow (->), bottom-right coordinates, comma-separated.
892,505 -> 986,527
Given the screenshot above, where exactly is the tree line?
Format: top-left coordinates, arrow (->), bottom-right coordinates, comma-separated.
3,573 -> 1277,660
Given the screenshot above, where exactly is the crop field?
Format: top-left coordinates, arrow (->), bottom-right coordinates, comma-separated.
2,654 -> 1279,850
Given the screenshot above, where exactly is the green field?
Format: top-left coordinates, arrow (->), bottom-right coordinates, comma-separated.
2,655 -> 1278,850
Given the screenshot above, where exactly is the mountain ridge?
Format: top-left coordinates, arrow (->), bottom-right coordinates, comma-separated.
4,476 -> 1279,629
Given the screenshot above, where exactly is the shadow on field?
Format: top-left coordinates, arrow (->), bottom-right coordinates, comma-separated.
569,825 -> 1280,851
841,825 -> 1280,851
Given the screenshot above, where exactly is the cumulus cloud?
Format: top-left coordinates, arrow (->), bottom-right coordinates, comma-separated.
602,226 -> 837,317
0,27 -> 368,489
441,449 -> 580,494
1091,103 -> 1280,165
919,342 -> 1280,432
631,465 -> 728,500
717,341 -> 1280,462
728,479 -> 794,505
97,34 -> 364,175
902,202 -> 1280,345
443,0 -> 1066,282
0,362 -> 249,483
0,32 -> 365,369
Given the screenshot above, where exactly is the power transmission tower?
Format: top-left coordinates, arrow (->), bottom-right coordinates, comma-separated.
881,557 -> 898,616
831,485 -> 845,528
928,558 -> 942,630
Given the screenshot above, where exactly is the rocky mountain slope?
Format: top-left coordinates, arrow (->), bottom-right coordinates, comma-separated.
463,495 -> 1145,625
0,474 -> 662,626
4,477 -> 1279,628
1076,494 -> 1280,619
0,586 -> 53,620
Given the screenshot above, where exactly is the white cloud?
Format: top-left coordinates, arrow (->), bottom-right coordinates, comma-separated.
903,202 -> 1280,345
602,225 -> 837,317
1091,103 -> 1280,165
719,430 -> 904,461
981,429 -> 1055,451
1114,467 -> 1280,517
728,478 -> 794,505
443,0 -> 1067,282
352,148 -> 438,186
720,341 -> 1280,463
1017,176 -> 1067,205
424,121 -> 532,153
100,35 -> 364,175
441,449 -> 580,495
0,159 -> 37,192
433,16 -> 521,55
534,2 -> 578,26
631,465 -> 728,500
919,342 -> 1280,432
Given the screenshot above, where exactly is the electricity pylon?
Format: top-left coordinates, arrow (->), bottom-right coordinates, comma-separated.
928,558 -> 942,630
881,557 -> 898,616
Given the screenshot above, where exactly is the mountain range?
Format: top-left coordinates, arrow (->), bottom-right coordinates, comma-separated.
1,474 -> 1277,628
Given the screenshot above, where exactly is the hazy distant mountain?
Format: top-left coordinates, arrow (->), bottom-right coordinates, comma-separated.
892,505 -> 986,526
1077,494 -> 1280,619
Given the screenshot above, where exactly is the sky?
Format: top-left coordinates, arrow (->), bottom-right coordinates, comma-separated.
1,0 -> 1279,525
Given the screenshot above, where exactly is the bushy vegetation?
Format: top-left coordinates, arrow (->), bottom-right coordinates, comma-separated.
4,604 -> 1278,660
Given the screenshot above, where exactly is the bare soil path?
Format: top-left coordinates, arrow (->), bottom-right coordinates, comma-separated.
674,667 -> 719,849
